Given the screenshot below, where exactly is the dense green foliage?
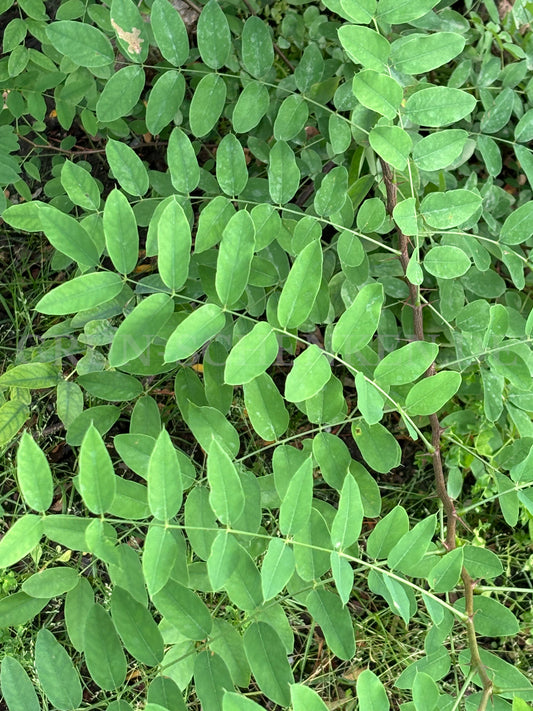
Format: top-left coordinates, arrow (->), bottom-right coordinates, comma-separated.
1,0 -> 533,709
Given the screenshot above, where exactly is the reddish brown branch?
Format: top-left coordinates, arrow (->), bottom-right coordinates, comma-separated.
380,159 -> 492,708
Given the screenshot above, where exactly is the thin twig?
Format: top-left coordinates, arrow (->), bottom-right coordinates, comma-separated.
179,0 -> 202,14
380,158 -> 493,709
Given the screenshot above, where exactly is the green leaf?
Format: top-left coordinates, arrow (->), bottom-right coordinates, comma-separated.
294,43 -> 325,92
313,432 -> 351,490
2,201 -> 46,232
225,547 -> 263,611
332,283 -> 384,356
462,545 -> 503,580
35,629 -> 82,710
0,400 -> 29,446
476,134 -> 502,177
77,371 -> 142,402
329,114 -> 352,155
110,0 -> 149,62
195,651 -> 234,711
84,518 -> 120,566
232,81 -> 270,134
16,431 -> 53,511
210,620 -> 250,688
412,129 -> 469,171
22,567 -> 79,598
0,362 -> 59,389
65,578 -> 94,652
106,138 -> 149,196
391,32 -> 465,74
223,692 -> 264,711
331,473 -> 363,550
284,345 -> 331,403
151,0 -> 189,66
261,538 -> 295,601
291,684 -> 329,711
242,16 -> 274,78
454,596 -> 520,637
165,304 -> 225,362
268,140 -> 300,204
189,73 -> 227,137
195,196 -> 236,252
1,656 -> 40,711
225,322 -> 278,385
158,198 -> 191,290
413,671 -> 439,711
43,515 -> 91,551
500,202 -> 533,245
186,403 -> 240,457
480,87 -> 514,134
207,439 -> 245,525
306,588 -> 355,659
339,0 -> 376,23
278,239 -> 323,328
146,70 -> 185,135
356,669 -> 390,711
367,505 -> 409,559
374,341 -> 438,387
148,676 -> 187,711
216,209 -> 255,307
274,95 -> 309,141
96,64 -> 144,122
39,204 -> 99,267
197,0 -> 230,69
421,190 -> 481,229
369,125 -> 412,172
60,160 -> 100,211
0,514 -> 42,568
216,133 -> 249,196
387,515 -> 436,573
142,524 -> 178,596
103,187 -> 138,274
352,419 -> 401,474
352,70 -> 402,119
404,87 -> 476,127
427,547 -> 463,593
110,586 -> 164,665
84,604 -> 127,690
244,622 -> 294,706
243,373 -> 289,440
153,579 -> 213,639
405,371 -> 461,416
279,456 -> 313,536
78,423 -> 116,514
147,428 -> 183,521
338,25 -> 390,71
331,551 -> 354,604
357,198 -> 386,233
424,245 -> 471,279
0,591 -> 48,628
168,127 -> 199,194
314,166 -> 348,216
376,0 -> 438,23
109,293 -> 174,367
207,531 -> 244,589
515,108 -> 533,143
35,272 -> 124,315
46,20 -> 113,66
66,405 -> 121,446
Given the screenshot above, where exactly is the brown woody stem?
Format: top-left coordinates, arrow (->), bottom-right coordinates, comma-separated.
380,159 -> 493,709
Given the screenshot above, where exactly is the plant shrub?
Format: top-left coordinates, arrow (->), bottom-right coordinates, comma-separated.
1,0 -> 533,708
